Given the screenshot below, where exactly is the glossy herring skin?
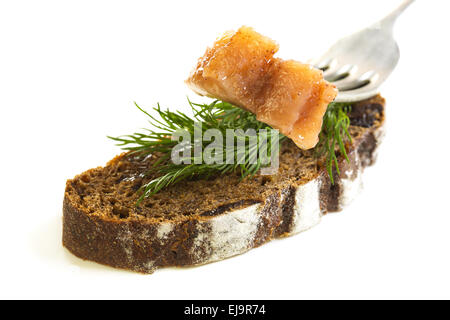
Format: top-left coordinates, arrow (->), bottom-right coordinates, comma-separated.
186,26 -> 337,150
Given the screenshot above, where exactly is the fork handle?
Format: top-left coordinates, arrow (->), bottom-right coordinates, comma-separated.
378,0 -> 414,31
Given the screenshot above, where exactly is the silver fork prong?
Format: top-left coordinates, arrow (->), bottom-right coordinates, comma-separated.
317,59 -> 339,76
332,70 -> 379,91
324,64 -> 357,82
334,80 -> 380,103
315,58 -> 336,72
332,76 -> 360,90
332,70 -> 381,102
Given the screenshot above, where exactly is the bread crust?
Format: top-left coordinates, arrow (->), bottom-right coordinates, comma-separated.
63,96 -> 385,273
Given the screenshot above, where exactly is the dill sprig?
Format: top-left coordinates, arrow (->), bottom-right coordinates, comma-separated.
109,99 -> 352,201
109,100 -> 285,202
316,102 -> 353,184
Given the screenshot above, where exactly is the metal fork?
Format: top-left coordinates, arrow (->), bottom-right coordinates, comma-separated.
312,0 -> 414,102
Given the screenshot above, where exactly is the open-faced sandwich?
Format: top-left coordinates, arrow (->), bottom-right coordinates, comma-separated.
63,27 -> 385,273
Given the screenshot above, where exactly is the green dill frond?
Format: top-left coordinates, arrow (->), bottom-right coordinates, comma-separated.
110,99 -> 352,201
316,102 -> 352,184
109,99 -> 285,202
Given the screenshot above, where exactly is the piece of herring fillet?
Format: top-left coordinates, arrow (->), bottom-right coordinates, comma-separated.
186,26 -> 337,150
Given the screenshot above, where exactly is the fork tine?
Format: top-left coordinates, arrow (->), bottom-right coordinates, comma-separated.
321,60 -> 345,79
332,69 -> 378,90
332,76 -> 359,90
310,57 -> 338,71
313,58 -> 335,71
324,64 -> 357,82
334,80 -> 380,103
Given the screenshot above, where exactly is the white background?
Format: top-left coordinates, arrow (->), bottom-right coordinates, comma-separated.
1,0 -> 449,299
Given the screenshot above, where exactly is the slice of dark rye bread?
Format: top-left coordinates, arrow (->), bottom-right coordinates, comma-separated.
63,95 -> 385,273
